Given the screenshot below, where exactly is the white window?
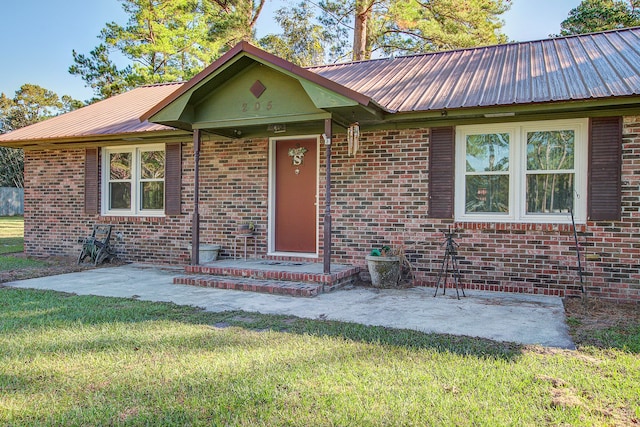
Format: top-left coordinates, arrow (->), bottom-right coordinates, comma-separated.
455,119 -> 588,223
102,145 -> 165,216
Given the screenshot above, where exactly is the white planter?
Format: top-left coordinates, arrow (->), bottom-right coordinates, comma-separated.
189,244 -> 221,263
366,255 -> 401,288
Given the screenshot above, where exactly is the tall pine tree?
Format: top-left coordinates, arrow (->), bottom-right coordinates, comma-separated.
70,0 -> 266,100
558,0 -> 640,35
316,0 -> 511,61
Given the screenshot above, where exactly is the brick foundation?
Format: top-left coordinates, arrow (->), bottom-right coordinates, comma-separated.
22,116 -> 640,303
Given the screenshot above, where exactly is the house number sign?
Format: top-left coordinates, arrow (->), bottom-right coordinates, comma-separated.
241,101 -> 273,112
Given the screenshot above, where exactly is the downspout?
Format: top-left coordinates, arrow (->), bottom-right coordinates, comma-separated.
191,129 -> 201,265
323,118 -> 332,274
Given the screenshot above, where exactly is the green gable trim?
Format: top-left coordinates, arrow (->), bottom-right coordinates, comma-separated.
192,112 -> 331,130
298,79 -> 359,109
148,93 -> 193,124
193,64 -> 326,126
147,51 -> 372,131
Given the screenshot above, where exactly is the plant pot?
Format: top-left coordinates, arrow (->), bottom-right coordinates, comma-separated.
237,224 -> 254,235
366,255 -> 401,288
189,244 -> 221,263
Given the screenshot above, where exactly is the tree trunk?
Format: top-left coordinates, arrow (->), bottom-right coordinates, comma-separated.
353,0 -> 371,61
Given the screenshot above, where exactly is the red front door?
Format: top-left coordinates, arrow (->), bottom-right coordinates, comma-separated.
273,138 -> 317,253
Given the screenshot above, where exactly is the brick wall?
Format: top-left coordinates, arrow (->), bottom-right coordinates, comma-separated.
322,122 -> 640,303
193,137 -> 270,256
24,146 -> 193,265
23,116 -> 640,303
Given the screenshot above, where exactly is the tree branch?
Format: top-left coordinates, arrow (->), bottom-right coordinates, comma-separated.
250,0 -> 266,28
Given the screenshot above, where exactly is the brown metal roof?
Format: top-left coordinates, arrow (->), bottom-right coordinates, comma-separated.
3,28 -> 640,147
0,83 -> 184,144
309,27 -> 640,112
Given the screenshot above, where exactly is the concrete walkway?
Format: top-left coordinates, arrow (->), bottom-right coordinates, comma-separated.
5,264 -> 575,349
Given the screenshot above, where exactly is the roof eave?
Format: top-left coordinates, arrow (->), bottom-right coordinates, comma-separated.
0,129 -> 190,150
374,96 -> 640,129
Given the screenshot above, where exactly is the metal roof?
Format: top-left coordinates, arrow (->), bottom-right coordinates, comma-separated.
2,28 -> 640,146
309,27 -> 640,112
0,83 -> 184,144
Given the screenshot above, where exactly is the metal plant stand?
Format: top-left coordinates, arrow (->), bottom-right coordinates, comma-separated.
434,228 -> 465,299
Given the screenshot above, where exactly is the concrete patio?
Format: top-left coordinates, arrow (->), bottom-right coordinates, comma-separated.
5,263 -> 575,349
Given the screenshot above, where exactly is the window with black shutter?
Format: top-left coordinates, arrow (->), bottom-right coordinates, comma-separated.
84,148 -> 99,215
588,117 -> 622,221
429,127 -> 455,218
165,142 -> 182,215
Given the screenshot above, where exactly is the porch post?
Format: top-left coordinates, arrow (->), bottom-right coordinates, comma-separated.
191,129 -> 201,265
323,119 -> 332,274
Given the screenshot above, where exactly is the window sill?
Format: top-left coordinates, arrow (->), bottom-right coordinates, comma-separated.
455,212 -> 586,225
101,211 -> 165,218
99,214 -> 167,223
454,221 -> 587,233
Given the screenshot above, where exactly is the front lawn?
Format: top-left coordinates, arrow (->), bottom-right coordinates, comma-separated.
1,288 -> 638,426
0,216 -> 24,254
0,216 -> 90,280
0,216 -> 56,274
0,256 -> 47,271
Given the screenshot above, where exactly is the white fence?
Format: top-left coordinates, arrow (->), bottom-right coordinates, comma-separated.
0,187 -> 24,216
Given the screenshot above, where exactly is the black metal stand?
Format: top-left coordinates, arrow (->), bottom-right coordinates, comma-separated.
434,228 -> 465,299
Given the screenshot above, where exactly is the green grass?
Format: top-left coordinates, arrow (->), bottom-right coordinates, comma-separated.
0,256 -> 47,271
590,324 -> 640,353
1,288 -> 638,426
0,216 -> 24,254
0,216 -> 46,270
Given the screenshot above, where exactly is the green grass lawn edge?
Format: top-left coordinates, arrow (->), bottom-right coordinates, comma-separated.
0,216 -> 24,254
1,287 -> 638,426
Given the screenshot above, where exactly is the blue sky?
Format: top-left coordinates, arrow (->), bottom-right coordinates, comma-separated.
0,0 -> 582,102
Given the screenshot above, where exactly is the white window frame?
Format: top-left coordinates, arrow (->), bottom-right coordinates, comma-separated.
101,144 -> 165,217
455,119 -> 588,224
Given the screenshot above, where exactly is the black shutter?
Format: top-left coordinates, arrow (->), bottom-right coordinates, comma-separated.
429,127 -> 455,218
84,148 -> 99,215
588,117 -> 622,221
165,142 -> 182,215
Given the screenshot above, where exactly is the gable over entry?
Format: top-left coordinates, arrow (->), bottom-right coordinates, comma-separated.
142,42 -> 384,138
142,42 -> 385,271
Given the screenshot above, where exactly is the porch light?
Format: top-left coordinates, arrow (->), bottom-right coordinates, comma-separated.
268,124 -> 286,133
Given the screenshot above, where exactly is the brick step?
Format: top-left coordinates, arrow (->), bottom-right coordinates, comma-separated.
184,263 -> 360,290
173,274 -> 323,297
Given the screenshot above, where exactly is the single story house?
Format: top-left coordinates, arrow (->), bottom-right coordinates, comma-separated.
1,28 -> 640,303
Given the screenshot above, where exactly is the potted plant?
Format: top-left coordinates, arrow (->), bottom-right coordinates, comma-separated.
188,243 -> 221,263
366,245 -> 401,288
237,221 -> 255,235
